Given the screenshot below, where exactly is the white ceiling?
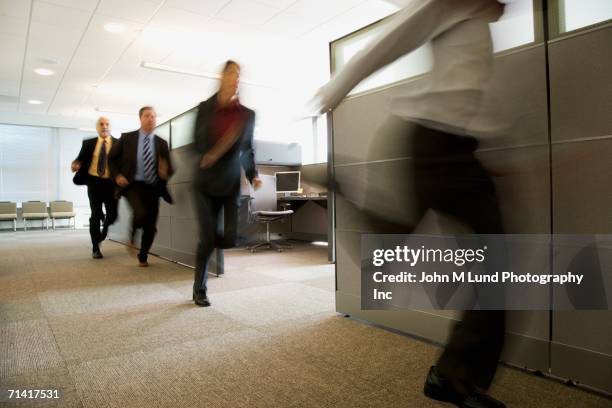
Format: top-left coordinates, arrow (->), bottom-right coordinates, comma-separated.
0,0 -> 398,131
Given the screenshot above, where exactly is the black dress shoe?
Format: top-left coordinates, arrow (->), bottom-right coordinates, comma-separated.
194,294 -> 210,307
92,249 -> 103,259
424,366 -> 505,408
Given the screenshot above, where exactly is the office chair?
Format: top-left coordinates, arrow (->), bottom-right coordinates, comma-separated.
247,174 -> 293,252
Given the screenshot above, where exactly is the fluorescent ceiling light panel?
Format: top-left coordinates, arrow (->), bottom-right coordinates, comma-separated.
34,68 -> 55,76
28,99 -> 44,105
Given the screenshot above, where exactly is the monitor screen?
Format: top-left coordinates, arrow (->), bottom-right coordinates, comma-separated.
275,171 -> 301,193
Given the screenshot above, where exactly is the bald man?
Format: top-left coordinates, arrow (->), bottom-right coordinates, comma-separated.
72,117 -> 119,259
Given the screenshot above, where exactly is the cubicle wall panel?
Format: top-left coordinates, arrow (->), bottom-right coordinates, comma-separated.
108,199 -> 131,244
552,139 -> 612,233
335,230 -> 362,297
291,201 -> 327,236
334,146 -> 550,235
333,77 -> 428,165
549,25 -> 612,143
468,45 -> 548,149
551,342 -> 612,394
171,217 -> 198,266
167,182 -> 197,220
502,311 -> 550,371
476,146 -> 550,234
334,159 -> 419,231
150,215 -> 172,254
551,139 -> 612,393
169,146 -> 198,185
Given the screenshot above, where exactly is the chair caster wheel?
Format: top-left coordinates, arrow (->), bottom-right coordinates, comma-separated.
277,249 -> 283,252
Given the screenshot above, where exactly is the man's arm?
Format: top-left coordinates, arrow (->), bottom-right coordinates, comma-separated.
313,0 -> 501,112
71,140 -> 88,172
158,139 -> 174,181
239,111 -> 258,184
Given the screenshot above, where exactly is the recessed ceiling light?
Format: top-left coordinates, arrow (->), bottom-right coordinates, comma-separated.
28,99 -> 43,105
34,68 -> 55,76
104,22 -> 126,33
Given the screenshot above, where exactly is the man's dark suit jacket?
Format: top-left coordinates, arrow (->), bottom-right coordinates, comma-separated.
73,136 -> 119,185
108,130 -> 175,203
192,94 -> 258,197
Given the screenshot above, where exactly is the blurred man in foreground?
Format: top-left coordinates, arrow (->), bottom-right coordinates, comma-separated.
312,1 -> 507,407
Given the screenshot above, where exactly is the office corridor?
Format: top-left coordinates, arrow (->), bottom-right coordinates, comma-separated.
0,231 -> 608,407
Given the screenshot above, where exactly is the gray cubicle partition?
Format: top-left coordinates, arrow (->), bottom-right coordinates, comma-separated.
331,12 -> 611,396
548,24 -> 612,393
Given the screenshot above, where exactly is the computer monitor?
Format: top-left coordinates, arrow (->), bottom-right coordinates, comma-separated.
275,171 -> 301,194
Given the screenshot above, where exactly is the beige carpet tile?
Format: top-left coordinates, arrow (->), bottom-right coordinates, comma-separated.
248,263 -> 334,282
67,329 -> 381,408
0,276 -> 38,303
48,301 -> 247,363
210,282 -> 335,326
0,319 -> 64,379
486,366 -> 612,408
0,366 -> 83,407
258,314 -> 438,386
0,301 -> 46,323
296,275 -> 336,292
164,269 -> 288,296
38,283 -> 185,317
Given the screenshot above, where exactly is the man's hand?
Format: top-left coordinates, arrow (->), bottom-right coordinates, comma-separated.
71,160 -> 81,172
115,174 -> 129,187
158,158 -> 169,180
252,176 -> 263,191
200,153 -> 218,169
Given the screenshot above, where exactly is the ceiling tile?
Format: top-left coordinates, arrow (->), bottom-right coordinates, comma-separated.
148,5 -> 210,33
0,79 -> 20,97
256,0 -> 297,9
97,0 -> 160,24
32,1 -> 92,31
262,10 -> 317,37
215,0 -> 281,26
0,0 -> 30,19
165,0 -> 229,17
0,15 -> 28,37
38,0 -> 100,13
284,0 -> 361,28
304,0 -> 398,41
28,22 -> 82,60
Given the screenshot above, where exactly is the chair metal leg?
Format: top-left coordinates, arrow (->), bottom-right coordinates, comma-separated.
52,218 -> 55,230
23,218 -> 27,231
13,219 -> 16,232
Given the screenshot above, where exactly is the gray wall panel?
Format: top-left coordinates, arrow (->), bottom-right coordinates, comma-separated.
549,25 -> 612,142
553,139 -> 612,233
551,342 -> 612,394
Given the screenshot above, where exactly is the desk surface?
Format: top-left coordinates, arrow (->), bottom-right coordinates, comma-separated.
278,195 -> 327,201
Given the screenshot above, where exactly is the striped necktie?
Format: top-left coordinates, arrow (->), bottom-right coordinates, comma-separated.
143,135 -> 157,184
97,140 -> 107,176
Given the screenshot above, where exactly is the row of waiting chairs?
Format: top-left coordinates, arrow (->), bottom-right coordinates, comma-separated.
0,201 -> 76,231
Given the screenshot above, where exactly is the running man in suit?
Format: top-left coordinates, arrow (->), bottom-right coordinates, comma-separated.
312,1 -> 507,407
109,106 -> 174,267
191,60 -> 262,307
72,116 -> 118,259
